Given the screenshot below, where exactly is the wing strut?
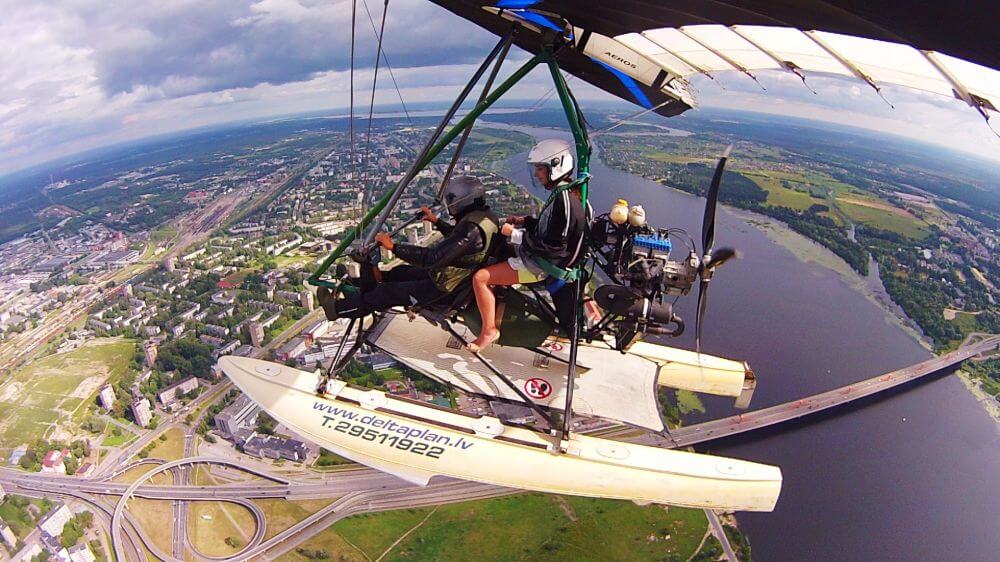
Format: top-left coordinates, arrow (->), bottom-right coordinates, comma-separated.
441,321 -> 558,428
438,26 -> 516,200
545,53 -> 592,441
360,29 -> 516,246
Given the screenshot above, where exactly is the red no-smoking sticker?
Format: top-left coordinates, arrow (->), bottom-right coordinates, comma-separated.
524,378 -> 552,399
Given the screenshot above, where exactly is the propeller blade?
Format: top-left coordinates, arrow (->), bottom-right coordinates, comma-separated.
695,278 -> 709,354
705,247 -> 739,269
701,144 -> 733,256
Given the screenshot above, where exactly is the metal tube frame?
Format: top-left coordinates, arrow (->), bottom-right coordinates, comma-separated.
307,37 -> 594,442
437,27 -> 516,199
547,56 -> 591,440
309,31 -> 531,288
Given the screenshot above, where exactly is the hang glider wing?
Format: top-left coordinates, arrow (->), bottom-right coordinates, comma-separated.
220,355 -> 782,511
429,1 -> 999,120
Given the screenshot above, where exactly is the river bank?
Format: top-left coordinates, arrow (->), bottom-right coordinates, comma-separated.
724,207 -> 934,352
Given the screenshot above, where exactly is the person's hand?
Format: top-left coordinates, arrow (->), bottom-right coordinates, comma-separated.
506,215 -> 525,226
501,223 -> 515,237
421,205 -> 439,224
375,232 -> 394,250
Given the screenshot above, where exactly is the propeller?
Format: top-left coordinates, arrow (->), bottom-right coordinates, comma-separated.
695,144 -> 738,354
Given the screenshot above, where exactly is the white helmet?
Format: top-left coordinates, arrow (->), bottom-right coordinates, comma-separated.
527,139 -> 574,188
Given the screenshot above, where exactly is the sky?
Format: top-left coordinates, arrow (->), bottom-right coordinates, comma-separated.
1,0 -> 998,175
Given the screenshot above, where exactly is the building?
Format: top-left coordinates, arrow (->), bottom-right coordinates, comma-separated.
0,481 -> 5,500
143,341 -> 158,367
242,433 -> 310,462
248,321 -> 265,348
40,449 -> 68,474
157,376 -> 199,407
87,318 -> 112,333
302,321 -> 329,346
300,290 -> 314,312
275,336 -> 306,362
213,340 -> 241,359
67,543 -> 97,562
361,352 -> 396,371
131,398 -> 153,428
214,395 -> 260,437
97,384 -> 115,411
37,502 -> 72,538
0,518 -> 16,549
211,291 -> 236,305
75,463 -> 95,478
163,256 -> 176,272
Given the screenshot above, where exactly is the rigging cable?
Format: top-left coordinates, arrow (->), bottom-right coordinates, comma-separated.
361,0 -> 412,124
349,0 -> 358,219
361,0 -> 391,222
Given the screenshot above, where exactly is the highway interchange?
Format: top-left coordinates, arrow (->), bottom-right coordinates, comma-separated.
1,335 -> 994,560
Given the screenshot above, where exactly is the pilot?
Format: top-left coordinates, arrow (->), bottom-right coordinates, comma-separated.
467,139 -> 588,352
317,175 -> 499,319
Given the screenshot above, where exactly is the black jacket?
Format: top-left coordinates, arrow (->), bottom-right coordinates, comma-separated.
392,206 -> 495,270
522,186 -> 587,268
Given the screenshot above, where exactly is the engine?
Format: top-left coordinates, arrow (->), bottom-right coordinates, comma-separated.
587,201 -> 697,349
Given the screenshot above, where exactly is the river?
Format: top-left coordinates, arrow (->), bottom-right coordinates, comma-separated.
494,123 -> 1000,561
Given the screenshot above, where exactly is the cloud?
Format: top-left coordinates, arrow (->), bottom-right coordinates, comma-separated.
0,0 -> 997,174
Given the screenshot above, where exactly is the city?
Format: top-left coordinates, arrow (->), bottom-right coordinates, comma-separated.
1,2 -> 998,561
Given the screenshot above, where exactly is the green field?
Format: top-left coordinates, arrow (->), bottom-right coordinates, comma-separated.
281,494 -> 709,561
253,499 -> 334,540
101,424 -> 138,447
150,224 -> 179,244
743,171 -> 819,211
836,198 -> 930,239
0,338 -> 136,448
147,427 -> 186,461
188,501 -> 257,557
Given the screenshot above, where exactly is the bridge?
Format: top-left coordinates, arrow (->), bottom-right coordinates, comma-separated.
653,335 -> 1000,448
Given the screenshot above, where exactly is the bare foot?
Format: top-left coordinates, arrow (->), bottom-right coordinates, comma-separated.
467,329 -> 501,353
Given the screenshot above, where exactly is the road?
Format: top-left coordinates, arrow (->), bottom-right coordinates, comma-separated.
5,324 -> 994,559
659,335 -> 999,448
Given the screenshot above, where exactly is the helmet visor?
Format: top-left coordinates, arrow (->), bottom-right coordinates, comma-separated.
528,163 -> 552,190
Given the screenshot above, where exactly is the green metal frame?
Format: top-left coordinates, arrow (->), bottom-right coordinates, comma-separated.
308,45 -> 592,289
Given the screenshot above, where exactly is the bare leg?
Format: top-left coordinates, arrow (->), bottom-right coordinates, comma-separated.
469,263 -> 519,351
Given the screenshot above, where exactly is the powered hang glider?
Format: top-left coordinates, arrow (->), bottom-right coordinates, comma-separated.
222,1 -> 999,511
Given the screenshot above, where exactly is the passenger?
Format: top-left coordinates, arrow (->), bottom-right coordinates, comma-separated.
467,139 -> 587,352
317,176 -> 499,319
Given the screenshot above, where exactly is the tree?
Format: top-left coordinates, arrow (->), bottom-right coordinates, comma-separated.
256,412 -> 277,435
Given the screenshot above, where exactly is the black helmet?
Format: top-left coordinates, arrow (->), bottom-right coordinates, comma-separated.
442,175 -> 486,217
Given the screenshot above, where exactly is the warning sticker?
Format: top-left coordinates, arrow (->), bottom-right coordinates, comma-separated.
524,378 -> 552,399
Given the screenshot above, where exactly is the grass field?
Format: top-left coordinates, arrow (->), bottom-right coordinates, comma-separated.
273,255 -> 317,269
0,338 -> 136,448
835,198 -> 930,238
188,501 -> 257,557
148,428 -> 186,461
130,498 -> 174,555
743,171 -> 819,211
282,494 -> 709,561
150,224 -> 179,244
101,425 -> 138,447
253,499 -> 334,540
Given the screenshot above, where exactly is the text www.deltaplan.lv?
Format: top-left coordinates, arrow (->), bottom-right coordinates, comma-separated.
313,402 -> 473,459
